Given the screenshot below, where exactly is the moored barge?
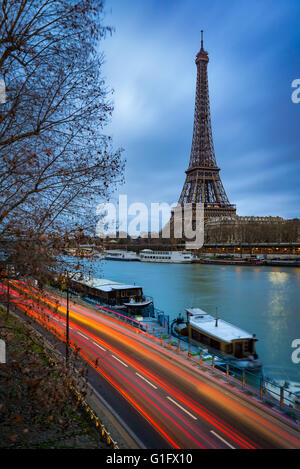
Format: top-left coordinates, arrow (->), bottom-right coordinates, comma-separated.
173,307 -> 262,371
68,275 -> 153,316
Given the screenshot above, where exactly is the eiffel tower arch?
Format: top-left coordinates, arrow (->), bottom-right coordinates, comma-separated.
178,31 -> 236,220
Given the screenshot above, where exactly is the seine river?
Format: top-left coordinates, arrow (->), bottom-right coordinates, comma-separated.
86,260 -> 300,383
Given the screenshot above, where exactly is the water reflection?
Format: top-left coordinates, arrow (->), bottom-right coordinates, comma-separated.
268,271 -> 289,285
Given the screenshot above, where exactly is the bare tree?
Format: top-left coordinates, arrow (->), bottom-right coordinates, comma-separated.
0,0 -> 124,280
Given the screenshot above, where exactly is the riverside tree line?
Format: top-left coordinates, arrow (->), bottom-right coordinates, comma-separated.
0,0 -> 124,283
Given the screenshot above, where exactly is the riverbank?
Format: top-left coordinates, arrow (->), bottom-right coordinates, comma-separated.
194,257 -> 300,267
79,259 -> 300,384
195,258 -> 263,266
0,308 -> 111,449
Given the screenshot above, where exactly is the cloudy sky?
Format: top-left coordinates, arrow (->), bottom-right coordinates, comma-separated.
100,0 -> 299,224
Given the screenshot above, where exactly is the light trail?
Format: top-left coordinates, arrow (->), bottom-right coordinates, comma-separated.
166,397 -> 198,421
3,281 -> 300,449
136,373 -> 158,390
0,282 -> 257,448
0,283 -> 207,448
210,431 -> 236,449
112,355 -> 129,367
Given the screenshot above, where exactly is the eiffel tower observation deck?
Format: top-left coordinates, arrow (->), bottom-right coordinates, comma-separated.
179,31 -> 236,219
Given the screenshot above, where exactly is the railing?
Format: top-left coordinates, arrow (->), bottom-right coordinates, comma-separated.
82,294 -> 153,308
95,304 -> 148,330
28,286 -> 300,422
160,333 -> 300,421
50,287 -> 300,421
155,307 -> 170,332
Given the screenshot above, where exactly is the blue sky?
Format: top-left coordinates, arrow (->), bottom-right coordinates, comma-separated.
101,0 -> 300,220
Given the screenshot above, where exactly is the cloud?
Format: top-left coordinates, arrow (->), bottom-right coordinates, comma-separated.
101,0 -> 300,219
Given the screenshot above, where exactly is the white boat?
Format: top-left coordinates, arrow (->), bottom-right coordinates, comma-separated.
104,250 -> 140,261
173,307 -> 262,371
123,297 -> 152,308
139,249 -> 194,264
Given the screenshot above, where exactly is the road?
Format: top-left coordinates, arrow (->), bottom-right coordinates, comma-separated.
1,280 -> 300,449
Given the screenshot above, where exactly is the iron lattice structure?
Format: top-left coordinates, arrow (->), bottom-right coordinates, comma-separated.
179,32 -> 236,219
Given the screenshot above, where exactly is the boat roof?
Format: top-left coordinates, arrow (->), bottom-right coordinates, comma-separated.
105,250 -> 137,254
72,275 -> 142,292
140,249 -> 192,254
186,308 -> 254,343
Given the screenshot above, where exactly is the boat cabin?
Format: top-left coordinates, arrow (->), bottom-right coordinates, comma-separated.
139,249 -> 194,263
185,308 -> 258,359
69,276 -> 141,305
68,275 -> 152,314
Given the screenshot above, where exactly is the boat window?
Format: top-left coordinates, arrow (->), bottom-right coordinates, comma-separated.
210,338 -> 221,350
244,341 -> 251,352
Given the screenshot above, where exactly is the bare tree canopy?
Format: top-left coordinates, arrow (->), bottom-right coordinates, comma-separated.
0,0 -> 124,279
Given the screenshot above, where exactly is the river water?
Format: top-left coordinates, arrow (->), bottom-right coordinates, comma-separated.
85,259 -> 300,383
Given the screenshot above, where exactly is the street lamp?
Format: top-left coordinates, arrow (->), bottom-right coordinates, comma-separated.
6,265 -> 10,319
65,271 -> 70,365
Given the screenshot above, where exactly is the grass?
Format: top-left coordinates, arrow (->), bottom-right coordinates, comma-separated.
228,381 -> 238,387
265,400 -> 276,408
0,307 -> 111,449
285,410 -> 298,421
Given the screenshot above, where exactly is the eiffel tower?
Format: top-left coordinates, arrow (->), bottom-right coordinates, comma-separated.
178,31 -> 236,219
